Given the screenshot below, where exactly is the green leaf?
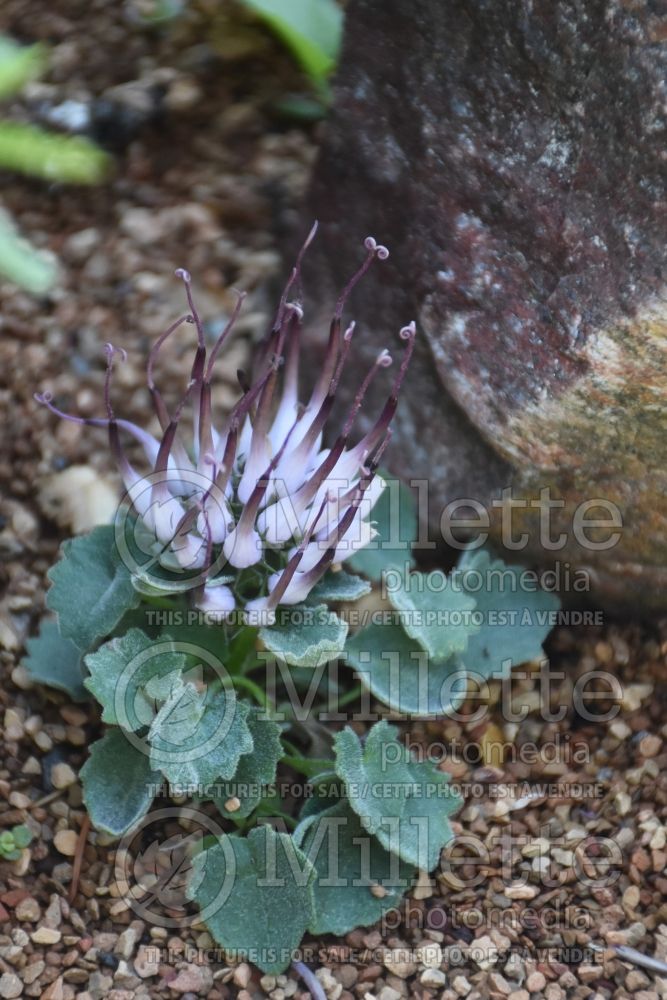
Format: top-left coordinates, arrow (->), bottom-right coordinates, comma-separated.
346,621 -> 468,717
46,526 -> 140,651
0,37 -> 47,100
307,570 -> 371,604
347,473 -> 418,582
456,548 -> 560,678
148,685 -> 253,787
239,0 -> 342,84
334,721 -> 461,871
0,836 -> 20,860
295,798 -> 413,935
81,729 -> 159,837
10,825 -> 33,850
85,629 -> 188,728
210,708 -> 282,819
0,121 -> 109,183
260,604 -> 348,667
0,210 -> 57,294
22,620 -> 88,701
189,825 -> 315,974
387,571 -> 478,661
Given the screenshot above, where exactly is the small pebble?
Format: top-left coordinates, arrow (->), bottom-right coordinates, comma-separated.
31,927 -> 62,944
488,972 -> 512,994
505,883 -> 538,900
0,973 -> 22,999
453,975 -> 472,996
412,869 -> 433,899
639,733 -> 661,757
15,897 -> 41,922
8,791 -> 31,809
382,949 -> 417,979
526,971 -> 546,992
54,829 -> 79,856
168,963 -> 214,994
420,969 -> 447,988
133,944 -> 160,979
51,762 -> 77,789
233,963 -> 252,989
623,885 -> 640,909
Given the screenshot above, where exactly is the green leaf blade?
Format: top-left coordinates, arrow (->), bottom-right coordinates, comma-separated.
296,799 -> 413,936
46,526 -> 140,651
388,571 -> 478,661
190,826 -> 315,974
346,621 -> 468,717
260,604 -> 348,667
334,721 -> 461,872
0,122 -> 110,184
457,548 -> 561,679
81,729 -> 159,837
22,620 -> 87,701
149,687 -> 254,788
0,38 -> 47,100
0,211 -> 57,294
239,0 -> 342,83
210,708 -> 282,820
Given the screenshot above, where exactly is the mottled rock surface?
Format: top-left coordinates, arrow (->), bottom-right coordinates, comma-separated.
305,0 -> 667,609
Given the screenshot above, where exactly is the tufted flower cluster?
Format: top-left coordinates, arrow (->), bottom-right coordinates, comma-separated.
37,225 -> 415,624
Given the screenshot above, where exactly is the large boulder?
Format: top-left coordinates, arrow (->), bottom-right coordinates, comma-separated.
304,0 -> 667,610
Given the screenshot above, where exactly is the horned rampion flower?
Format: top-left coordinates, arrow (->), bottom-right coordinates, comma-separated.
36,225 -> 415,624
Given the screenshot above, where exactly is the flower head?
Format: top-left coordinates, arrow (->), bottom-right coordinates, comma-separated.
36,225 -> 415,623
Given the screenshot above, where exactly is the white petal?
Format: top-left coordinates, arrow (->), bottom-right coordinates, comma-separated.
159,534 -> 207,571
195,584 -> 235,621
149,495 -> 187,545
332,518 -> 377,564
223,524 -> 263,568
237,435 -> 272,504
266,569 -> 315,606
197,495 -> 233,544
244,597 -> 276,627
255,494 -> 309,545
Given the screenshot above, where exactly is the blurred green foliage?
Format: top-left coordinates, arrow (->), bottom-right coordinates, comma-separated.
0,35 -> 110,294
0,824 -> 33,861
238,0 -> 342,87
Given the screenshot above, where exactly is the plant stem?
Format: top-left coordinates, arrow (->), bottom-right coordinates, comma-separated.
232,675 -> 271,709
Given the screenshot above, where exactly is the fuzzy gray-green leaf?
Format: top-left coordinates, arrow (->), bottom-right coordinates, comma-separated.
295,799 -> 413,935
334,721 -> 461,871
210,708 -> 282,819
85,628 -> 187,728
387,571 -> 478,661
456,548 -> 560,679
347,473 -> 417,582
189,826 -> 315,974
46,525 -> 139,651
346,621 -> 468,717
260,604 -> 347,667
81,729 -> 159,837
307,570 -> 371,604
149,686 -> 253,788
22,619 -> 87,701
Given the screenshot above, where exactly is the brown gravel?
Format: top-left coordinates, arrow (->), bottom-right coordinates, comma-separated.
1,3 -> 667,1000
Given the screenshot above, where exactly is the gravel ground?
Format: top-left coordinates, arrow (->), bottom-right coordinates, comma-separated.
1,4 -> 667,1000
